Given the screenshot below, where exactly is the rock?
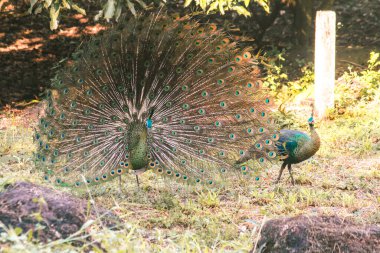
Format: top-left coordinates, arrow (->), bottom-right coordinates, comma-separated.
253,215 -> 380,253
0,181 -> 121,242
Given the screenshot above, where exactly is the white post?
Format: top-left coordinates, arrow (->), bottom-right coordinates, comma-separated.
314,11 -> 336,118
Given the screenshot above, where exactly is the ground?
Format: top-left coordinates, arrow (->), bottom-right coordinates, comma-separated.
0,90 -> 379,251
0,0 -> 379,252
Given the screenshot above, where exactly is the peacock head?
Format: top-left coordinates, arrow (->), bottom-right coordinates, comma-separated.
308,117 -> 315,127
145,108 -> 154,129
146,119 -> 153,129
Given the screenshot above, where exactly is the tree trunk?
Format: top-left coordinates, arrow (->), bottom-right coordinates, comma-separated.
253,0 -> 285,46
294,0 -> 314,47
319,0 -> 335,10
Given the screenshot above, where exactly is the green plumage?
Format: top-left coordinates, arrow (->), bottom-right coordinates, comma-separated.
128,122 -> 149,171
35,12 -> 280,188
275,117 -> 321,185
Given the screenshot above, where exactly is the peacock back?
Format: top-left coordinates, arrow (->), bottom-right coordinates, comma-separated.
276,126 -> 319,165
35,12 -> 280,188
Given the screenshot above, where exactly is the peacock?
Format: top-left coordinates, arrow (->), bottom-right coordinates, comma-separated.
34,11 -> 281,189
275,115 -> 320,185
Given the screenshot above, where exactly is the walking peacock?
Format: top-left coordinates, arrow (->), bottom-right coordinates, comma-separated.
275,115 -> 320,185
34,12 -> 281,189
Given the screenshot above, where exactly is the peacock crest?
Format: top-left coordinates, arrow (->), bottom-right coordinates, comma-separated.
35,12 -> 280,188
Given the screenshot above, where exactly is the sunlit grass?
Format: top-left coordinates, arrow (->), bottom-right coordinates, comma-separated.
0,66 -> 379,252
1,103 -> 379,251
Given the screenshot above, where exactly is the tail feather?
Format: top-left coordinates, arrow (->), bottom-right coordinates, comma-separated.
35,12 -> 280,188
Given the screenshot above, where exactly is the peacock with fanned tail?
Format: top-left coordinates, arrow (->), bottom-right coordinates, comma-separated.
34,12 -> 281,189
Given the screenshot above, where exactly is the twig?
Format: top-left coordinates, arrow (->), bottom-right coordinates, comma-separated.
253,216 -> 267,252
338,59 -> 365,68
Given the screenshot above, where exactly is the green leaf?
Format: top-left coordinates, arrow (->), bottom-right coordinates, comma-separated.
72,4 -> 86,15
135,0 -> 148,9
231,5 -> 251,17
14,227 -> 23,236
254,0 -> 270,13
44,0 -> 53,9
28,0 -> 38,14
94,10 -> 103,21
292,83 -> 302,90
49,3 -> 61,30
104,0 -> 116,21
207,1 -> 219,14
126,0 -> 136,16
184,0 -> 193,8
219,0 -> 225,15
62,0 -> 70,9
115,2 -> 122,21
81,219 -> 95,230
27,230 -> 33,241
227,0 -> 232,8
200,0 -> 207,10
30,212 -> 44,222
244,0 -> 250,7
34,5 -> 43,14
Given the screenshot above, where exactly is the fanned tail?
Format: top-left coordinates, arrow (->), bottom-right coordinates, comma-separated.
35,12 -> 280,188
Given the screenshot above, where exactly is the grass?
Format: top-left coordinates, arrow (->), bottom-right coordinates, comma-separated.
0,72 -> 379,252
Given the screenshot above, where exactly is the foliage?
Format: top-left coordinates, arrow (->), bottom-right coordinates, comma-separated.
26,0 -> 270,30
184,0 -> 270,17
27,0 -> 149,30
262,48 -> 314,113
263,49 -> 380,121
197,190 -> 220,208
332,52 -> 380,116
262,48 -> 289,94
94,0 -> 149,22
28,0 -> 87,30
260,48 -> 380,156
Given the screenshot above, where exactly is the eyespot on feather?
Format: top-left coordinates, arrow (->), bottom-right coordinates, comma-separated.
242,51 -> 251,60
234,55 -> 243,64
222,38 -> 230,45
209,24 -> 217,32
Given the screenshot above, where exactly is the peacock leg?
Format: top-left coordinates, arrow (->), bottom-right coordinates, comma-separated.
276,162 -> 287,183
118,175 -> 123,194
135,175 -> 140,188
288,164 -> 295,185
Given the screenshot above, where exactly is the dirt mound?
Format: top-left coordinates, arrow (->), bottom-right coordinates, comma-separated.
254,215 -> 380,253
0,181 -> 121,242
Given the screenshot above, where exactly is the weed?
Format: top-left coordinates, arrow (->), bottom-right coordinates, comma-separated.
197,190 -> 220,208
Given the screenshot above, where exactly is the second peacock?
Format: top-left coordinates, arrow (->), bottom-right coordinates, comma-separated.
35,13 -> 280,189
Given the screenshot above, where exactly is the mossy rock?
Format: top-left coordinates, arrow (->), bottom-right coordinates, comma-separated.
254,215 -> 380,253
0,181 -> 121,242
